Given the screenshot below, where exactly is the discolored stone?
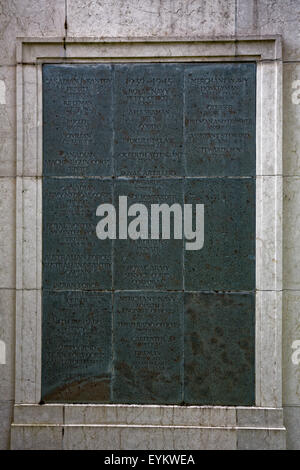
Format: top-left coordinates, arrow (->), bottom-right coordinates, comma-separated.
43,177 -> 112,290
184,177 -> 255,291
184,292 -> 255,406
43,64 -> 113,176
113,292 -> 184,404
41,291 -> 112,403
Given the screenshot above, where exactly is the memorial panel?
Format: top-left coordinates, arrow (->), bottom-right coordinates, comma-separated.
184,178 -> 255,291
42,290 -> 112,402
184,292 -> 255,406
113,292 -> 183,404
43,177 -> 113,290
185,63 -> 256,176
113,178 -> 184,290
42,62 -> 256,405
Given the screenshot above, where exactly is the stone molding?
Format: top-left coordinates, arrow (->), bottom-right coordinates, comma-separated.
12,36 -> 284,449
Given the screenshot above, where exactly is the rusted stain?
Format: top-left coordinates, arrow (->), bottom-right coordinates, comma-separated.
43,376 -> 110,403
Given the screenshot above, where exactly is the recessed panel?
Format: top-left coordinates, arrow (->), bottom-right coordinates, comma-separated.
184,292 -> 255,406
42,63 -> 256,405
184,178 -> 256,291
185,63 -> 256,176
113,292 -> 183,404
41,291 -> 112,402
43,177 -> 112,290
43,64 -> 113,176
113,178 -> 184,290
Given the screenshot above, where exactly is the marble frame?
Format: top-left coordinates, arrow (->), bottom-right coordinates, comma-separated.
14,37 -> 283,418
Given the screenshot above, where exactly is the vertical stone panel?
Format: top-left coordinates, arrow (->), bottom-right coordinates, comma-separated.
114,63 -> 184,177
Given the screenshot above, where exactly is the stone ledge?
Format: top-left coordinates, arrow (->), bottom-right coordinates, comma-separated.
13,404 -> 285,427
11,405 -> 286,449
10,422 -> 286,450
16,36 -> 282,64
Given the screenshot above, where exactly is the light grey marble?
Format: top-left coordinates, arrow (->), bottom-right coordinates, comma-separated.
15,289 -> 41,404
283,64 -> 300,177
0,401 -> 13,450
256,177 -> 282,292
237,0 -> 300,60
63,425 -> 237,450
14,404 -> 64,425
67,0 -> 235,39
284,406 -> 300,450
0,66 -> 16,176
0,178 -> 15,288
283,291 -> 300,405
64,405 -> 237,427
11,425 -> 63,450
0,289 -> 15,401
11,405 -> 286,449
283,178 -> 300,289
256,62 -> 283,177
0,0 -> 65,65
237,407 -> 284,428
256,291 -> 282,408
16,177 -> 42,290
237,428 -> 286,450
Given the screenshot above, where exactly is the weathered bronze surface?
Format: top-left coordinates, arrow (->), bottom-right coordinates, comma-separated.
184,292 -> 255,405
43,64 -> 113,176
184,178 -> 255,290
113,292 -> 184,404
113,178 -> 184,290
43,177 -> 112,290
185,63 -> 256,176
42,291 -> 112,403
42,63 -> 256,405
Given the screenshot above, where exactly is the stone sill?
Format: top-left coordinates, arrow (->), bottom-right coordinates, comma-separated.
11,405 -> 286,450
13,404 -> 285,428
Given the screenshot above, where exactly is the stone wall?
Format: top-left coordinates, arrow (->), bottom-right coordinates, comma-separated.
1,0 -> 300,450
